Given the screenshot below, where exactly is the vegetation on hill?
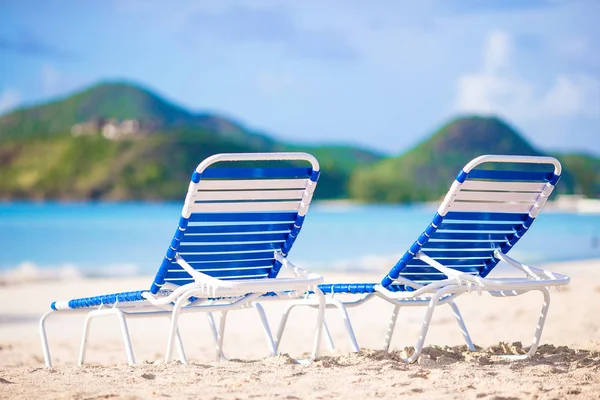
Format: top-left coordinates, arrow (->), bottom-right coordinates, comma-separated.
348,116 -> 580,202
0,82 -> 597,202
0,82 -> 382,200
554,153 -> 600,198
0,82 -> 265,144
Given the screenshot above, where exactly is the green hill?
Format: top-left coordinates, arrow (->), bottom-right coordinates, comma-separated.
348,116 -> 580,203
0,82 -> 383,200
1,83 -> 596,202
554,153 -> 600,198
0,82 -> 269,144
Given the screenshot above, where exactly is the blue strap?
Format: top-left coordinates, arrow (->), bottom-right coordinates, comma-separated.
467,170 -> 553,181
62,290 -> 147,309
185,223 -> 294,234
200,167 -> 312,179
181,232 -> 289,243
444,212 -> 528,222
318,283 -> 409,294
178,242 -> 284,253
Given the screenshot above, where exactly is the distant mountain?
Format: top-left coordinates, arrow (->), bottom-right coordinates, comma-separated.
554,153 -> 600,198
348,116 -> 579,202
0,82 -> 270,144
0,82 -> 383,200
280,144 -> 384,199
1,84 -> 595,202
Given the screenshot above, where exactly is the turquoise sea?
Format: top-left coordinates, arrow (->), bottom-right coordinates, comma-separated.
1,202 -> 599,277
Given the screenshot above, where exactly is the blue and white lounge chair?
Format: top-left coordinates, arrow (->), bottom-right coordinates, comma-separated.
40,152 -> 326,367
274,155 -> 571,362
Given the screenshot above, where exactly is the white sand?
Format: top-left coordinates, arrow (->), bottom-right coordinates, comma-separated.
1,259 -> 599,399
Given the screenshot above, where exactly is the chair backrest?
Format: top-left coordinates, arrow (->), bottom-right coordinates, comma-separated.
382,155 -> 561,288
150,153 -> 320,294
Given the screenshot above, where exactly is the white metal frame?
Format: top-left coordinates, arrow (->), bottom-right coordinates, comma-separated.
275,251 -> 569,363
39,152 -> 326,367
274,155 -> 570,362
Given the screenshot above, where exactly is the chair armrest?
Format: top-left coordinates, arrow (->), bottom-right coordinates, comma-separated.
416,252 -> 468,280
173,253 -> 323,297
494,250 -> 551,280
411,250 -> 570,293
274,251 -> 313,278
175,255 -> 224,286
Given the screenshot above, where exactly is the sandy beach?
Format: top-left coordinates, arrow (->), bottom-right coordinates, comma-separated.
1,259 -> 599,399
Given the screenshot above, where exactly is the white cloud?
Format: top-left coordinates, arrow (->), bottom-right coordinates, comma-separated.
0,89 -> 21,114
455,30 -> 600,120
540,74 -> 600,117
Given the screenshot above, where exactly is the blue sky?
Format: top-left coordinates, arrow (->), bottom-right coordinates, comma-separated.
1,0 -> 599,154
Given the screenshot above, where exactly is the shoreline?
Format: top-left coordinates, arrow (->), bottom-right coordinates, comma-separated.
2,256 -> 600,286
2,196 -> 600,210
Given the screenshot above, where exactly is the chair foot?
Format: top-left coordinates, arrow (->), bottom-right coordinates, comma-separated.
327,297 -> 359,352
398,286 -> 455,363
274,302 -> 300,353
39,310 -> 55,368
447,300 -> 475,351
383,305 -> 400,352
524,287 -> 551,358
252,302 -> 277,356
78,308 -> 136,366
215,311 -> 228,361
166,295 -> 188,363
488,287 -> 551,361
311,287 -> 326,359
175,329 -> 188,364
323,319 -> 335,353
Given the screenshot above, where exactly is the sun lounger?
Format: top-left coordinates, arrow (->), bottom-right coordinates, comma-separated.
274,155 -> 570,362
40,152 -> 326,367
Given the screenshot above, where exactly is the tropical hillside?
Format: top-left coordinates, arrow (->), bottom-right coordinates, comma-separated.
348,116 -> 592,202
0,82 -> 382,200
0,82 -> 597,202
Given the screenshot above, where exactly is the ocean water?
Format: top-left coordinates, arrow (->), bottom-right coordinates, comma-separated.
0,202 -> 599,279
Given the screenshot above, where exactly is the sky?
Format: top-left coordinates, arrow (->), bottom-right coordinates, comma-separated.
1,0 -> 599,155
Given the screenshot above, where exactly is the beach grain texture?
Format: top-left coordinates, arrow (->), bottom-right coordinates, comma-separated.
1,259 -> 599,399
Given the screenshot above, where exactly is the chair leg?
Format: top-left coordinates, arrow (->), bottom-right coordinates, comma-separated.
311,287 -> 326,359
447,300 -> 475,351
328,298 -> 360,352
78,312 -> 93,366
115,310 -> 135,366
165,296 -> 187,363
207,312 -> 219,343
401,288 -> 453,363
175,329 -> 188,364
384,305 -> 401,352
215,311 -> 228,361
252,302 -> 277,356
39,311 -> 54,368
527,287 -> 551,357
206,311 -> 228,360
78,308 -> 135,366
274,302 -> 300,352
501,287 -> 552,360
323,319 -> 335,353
